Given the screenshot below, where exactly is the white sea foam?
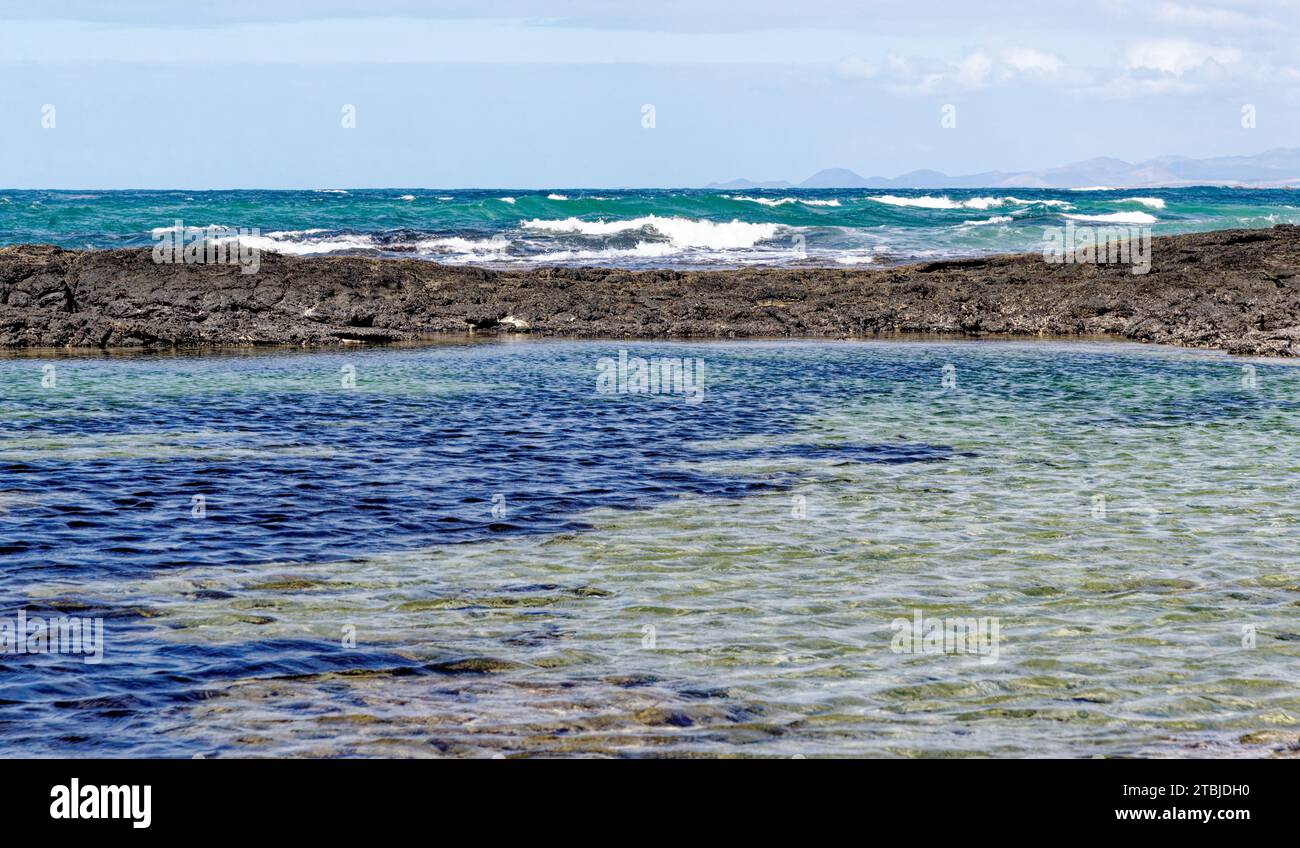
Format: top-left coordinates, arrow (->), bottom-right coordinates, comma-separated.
313,189 -> 349,195
1063,211 -> 1158,224
961,197 -> 1009,210
149,223 -> 232,236
729,195 -> 842,207
869,195 -> 964,209
868,194 -> 1012,210
833,253 -> 876,265
529,243 -> 681,263
523,215 -> 783,248
411,236 -> 513,263
729,196 -> 796,206
546,193 -> 569,200
499,197 -> 516,204
398,194 -> 416,201
414,236 -> 511,253
962,215 -> 1014,226
218,233 -> 379,255
869,195 -> 1070,211
184,222 -> 792,262
1005,197 -> 1073,208
265,228 -> 329,237
248,232 -> 512,259
1111,197 -> 1166,209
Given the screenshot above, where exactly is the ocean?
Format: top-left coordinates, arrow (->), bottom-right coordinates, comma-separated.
1,186 -> 1297,268
2,339 -> 1298,756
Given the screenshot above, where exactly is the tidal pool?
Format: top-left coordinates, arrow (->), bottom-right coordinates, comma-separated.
1,339 -> 1297,757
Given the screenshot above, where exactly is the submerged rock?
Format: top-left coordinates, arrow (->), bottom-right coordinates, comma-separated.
427,657 -> 525,674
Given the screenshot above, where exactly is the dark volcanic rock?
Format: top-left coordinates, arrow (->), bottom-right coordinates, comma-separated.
1,226 -> 1299,355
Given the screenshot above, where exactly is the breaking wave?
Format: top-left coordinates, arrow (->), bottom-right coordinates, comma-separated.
523,215 -> 784,249
726,195 -> 842,207
869,195 -> 1072,210
29,185 -> 1293,270
1111,197 -> 1167,209
961,215 -> 1014,226
1062,211 -> 1159,225
219,233 -> 379,255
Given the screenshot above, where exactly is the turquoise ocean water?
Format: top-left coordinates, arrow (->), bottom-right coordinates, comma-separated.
1,186 -> 1297,267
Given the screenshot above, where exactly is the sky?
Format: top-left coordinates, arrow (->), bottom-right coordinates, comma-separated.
1,0 -> 1298,188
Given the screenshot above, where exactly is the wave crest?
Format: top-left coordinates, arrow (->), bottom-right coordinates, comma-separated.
1062,211 -> 1158,225
727,195 -> 841,207
869,195 -> 1072,211
1111,197 -> 1166,209
523,215 -> 784,248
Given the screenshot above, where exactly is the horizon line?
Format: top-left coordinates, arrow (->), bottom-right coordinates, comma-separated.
2,184 -> 1297,192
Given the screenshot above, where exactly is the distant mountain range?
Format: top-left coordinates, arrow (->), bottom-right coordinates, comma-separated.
707,148 -> 1300,190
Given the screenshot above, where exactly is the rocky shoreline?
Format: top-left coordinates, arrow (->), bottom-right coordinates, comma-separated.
2,225 -> 1299,355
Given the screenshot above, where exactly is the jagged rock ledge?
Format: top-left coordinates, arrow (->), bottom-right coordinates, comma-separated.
1,226 -> 1298,355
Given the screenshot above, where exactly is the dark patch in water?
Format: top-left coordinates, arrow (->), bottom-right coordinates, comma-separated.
0,343 -> 992,755
1117,390 -> 1281,425
0,348 -> 962,579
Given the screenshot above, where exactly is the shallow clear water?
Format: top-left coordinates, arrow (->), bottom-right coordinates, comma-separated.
1,186 -> 1297,268
2,339 -> 1298,757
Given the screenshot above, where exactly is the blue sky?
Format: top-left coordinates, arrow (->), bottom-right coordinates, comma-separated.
1,0 -> 1298,187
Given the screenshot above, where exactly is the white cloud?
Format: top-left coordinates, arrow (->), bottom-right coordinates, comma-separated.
1094,39 -> 1243,98
1125,39 -> 1240,76
866,47 -> 1071,94
954,52 -> 994,88
1099,76 -> 1202,98
841,52 -> 941,93
885,54 -> 912,76
1152,2 -> 1268,30
1001,47 -> 1064,76
835,56 -> 877,79
837,28 -> 1265,100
